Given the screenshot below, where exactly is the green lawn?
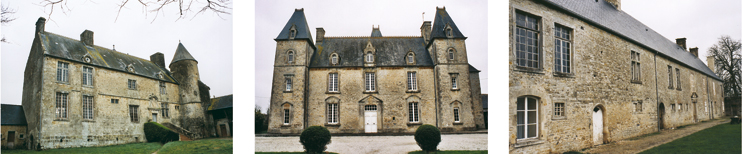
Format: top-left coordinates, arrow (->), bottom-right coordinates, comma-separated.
640,123 -> 741,154
1,138 -> 232,154
255,152 -> 338,154
408,150 -> 488,154
0,142 -> 162,154
158,138 -> 232,154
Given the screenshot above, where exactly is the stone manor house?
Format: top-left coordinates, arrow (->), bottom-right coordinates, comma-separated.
268,7 -> 485,134
19,17 -> 220,150
509,0 -> 725,153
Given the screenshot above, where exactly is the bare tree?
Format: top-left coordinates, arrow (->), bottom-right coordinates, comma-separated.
1,4 -> 17,43
40,0 -> 231,23
708,35 -> 742,97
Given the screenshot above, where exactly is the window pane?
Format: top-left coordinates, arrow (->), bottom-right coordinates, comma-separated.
517,126 -> 525,139
527,97 -> 537,110
527,111 -> 537,124
527,124 -> 537,138
517,97 -> 525,110
517,111 -> 524,124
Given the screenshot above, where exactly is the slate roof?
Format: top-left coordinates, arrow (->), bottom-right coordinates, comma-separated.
481,94 -> 488,109
1,104 -> 27,125
275,9 -> 314,43
39,32 -> 178,83
469,64 -> 480,73
170,43 -> 197,65
208,94 -> 233,111
310,37 -> 434,67
430,7 -> 466,40
541,0 -> 721,81
371,28 -> 383,37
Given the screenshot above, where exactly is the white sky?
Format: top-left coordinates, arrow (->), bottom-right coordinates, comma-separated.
0,0 -> 233,105
254,0 -> 489,113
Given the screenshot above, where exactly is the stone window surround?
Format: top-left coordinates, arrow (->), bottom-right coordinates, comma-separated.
512,9 -> 543,72
516,96 -> 539,140
325,97 -> 340,126
451,101 -> 463,125
327,72 -> 339,94
127,79 -> 137,90
57,61 -> 70,83
129,105 -> 139,123
330,53 -> 339,65
55,91 -> 70,121
407,71 -> 420,93
447,48 -> 456,62
159,81 -> 167,95
668,65 -> 674,89
450,73 -> 459,91
553,102 -> 565,120
161,102 -> 169,118
676,68 -> 681,91
287,50 -> 295,64
408,102 -> 420,123
445,23 -> 453,38
284,74 -> 294,93
406,51 -> 416,65
289,25 -> 297,39
111,98 -> 119,104
634,100 -> 643,113
553,23 -> 574,77
282,102 -> 292,126
630,50 -> 641,84
82,66 -> 94,87
364,71 -> 377,93
82,94 -> 95,122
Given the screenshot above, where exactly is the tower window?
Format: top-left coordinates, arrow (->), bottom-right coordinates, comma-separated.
448,49 -> 455,61
287,51 -> 295,63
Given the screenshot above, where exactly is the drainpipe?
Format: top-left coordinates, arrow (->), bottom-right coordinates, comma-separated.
706,77 -> 711,120
653,52 -> 660,131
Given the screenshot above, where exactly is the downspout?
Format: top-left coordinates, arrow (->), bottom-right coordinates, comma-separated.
654,51 -> 660,131
706,77 -> 711,120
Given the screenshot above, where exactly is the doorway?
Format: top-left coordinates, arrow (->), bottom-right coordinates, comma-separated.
152,113 -> 158,122
7,131 -> 15,148
592,107 -> 603,145
658,103 -> 665,129
364,105 -> 378,133
219,124 -> 229,137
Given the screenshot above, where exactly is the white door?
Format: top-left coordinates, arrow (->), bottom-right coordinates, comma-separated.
592,107 -> 603,145
152,113 -> 158,122
365,111 -> 377,133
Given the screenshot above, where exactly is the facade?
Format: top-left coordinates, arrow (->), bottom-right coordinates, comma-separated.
268,8 -> 485,134
21,17 -> 213,150
1,104 -> 28,149
208,94 -> 233,137
509,0 -> 725,153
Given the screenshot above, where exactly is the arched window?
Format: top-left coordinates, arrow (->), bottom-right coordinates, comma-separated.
331,54 -> 338,65
516,96 -> 539,139
407,53 -> 415,64
283,103 -> 292,125
448,48 -> 455,61
366,53 -> 374,63
287,51 -> 295,63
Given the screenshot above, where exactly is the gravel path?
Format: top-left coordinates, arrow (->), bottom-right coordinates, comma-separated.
255,134 -> 488,154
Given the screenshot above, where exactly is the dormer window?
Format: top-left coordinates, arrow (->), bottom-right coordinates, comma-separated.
448,48 -> 455,61
287,50 -> 295,64
366,52 -> 374,63
289,25 -> 297,39
331,53 -> 339,65
406,51 -> 416,64
445,24 -> 453,38
126,64 -> 135,73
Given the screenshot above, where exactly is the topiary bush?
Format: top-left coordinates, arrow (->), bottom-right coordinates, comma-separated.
144,122 -> 180,144
299,126 -> 332,154
414,124 -> 441,152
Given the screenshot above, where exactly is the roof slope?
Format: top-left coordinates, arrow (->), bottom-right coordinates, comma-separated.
481,94 -> 488,108
469,64 -> 480,73
431,7 -> 466,39
170,43 -> 197,65
311,37 -> 434,67
1,104 -> 27,125
542,0 -> 720,80
275,9 -> 314,43
39,32 -> 177,83
371,28 -> 383,37
208,94 -> 233,111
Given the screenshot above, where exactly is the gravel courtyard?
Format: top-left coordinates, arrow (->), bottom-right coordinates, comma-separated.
255,134 -> 488,154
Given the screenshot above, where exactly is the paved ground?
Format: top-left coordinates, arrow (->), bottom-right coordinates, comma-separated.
255,134 -> 488,154
583,118 -> 730,154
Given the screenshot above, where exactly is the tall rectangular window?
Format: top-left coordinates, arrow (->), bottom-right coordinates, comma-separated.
55,92 -> 68,119
57,62 -> 69,82
554,25 -> 571,73
327,103 -> 338,124
161,103 -> 169,118
517,96 -> 538,139
82,67 -> 93,86
285,78 -> 292,91
160,82 -> 166,94
407,72 -> 418,91
554,103 -> 564,117
365,73 -> 375,91
129,105 -> 139,122
635,101 -> 643,112
631,51 -> 641,82
451,74 -> 459,89
82,95 -> 93,120
668,66 -> 674,89
409,102 -> 419,122
676,68 -> 681,90
128,79 -> 137,90
283,109 -> 290,124
328,73 -> 338,92
515,12 -> 540,68
453,107 -> 460,122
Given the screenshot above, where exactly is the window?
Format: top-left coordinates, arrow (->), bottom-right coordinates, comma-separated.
328,73 -> 338,92
409,103 -> 419,122
408,72 -> 418,91
554,103 -> 564,117
111,99 -> 119,104
327,103 -> 338,124
635,101 -> 643,112
175,105 -> 180,110
365,73 -> 376,92
451,74 -> 459,89
407,53 -> 414,64
676,68 -> 681,90
284,75 -> 293,92
129,105 -> 139,122
446,27 -> 453,38
517,96 -> 538,139
366,53 -> 374,63
448,49 -> 455,61
290,28 -> 297,39
161,103 -> 169,118
83,95 -> 93,120
82,67 -> 93,86
631,51 -> 641,82
668,66 -> 674,89
288,51 -> 294,63
679,103 -> 683,111
365,105 -> 378,111
160,82 -> 166,94
554,25 -> 571,73
283,109 -> 290,124
453,107 -> 460,122
55,92 -> 68,119
671,104 -> 676,112
128,79 -> 137,90
515,12 -> 540,68
57,62 -> 69,82
331,54 -> 338,65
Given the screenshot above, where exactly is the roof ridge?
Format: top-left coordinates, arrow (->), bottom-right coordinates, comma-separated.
45,32 -> 159,66
325,36 -> 421,38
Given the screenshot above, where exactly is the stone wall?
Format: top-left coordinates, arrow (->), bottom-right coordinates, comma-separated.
1,125 -> 27,149
431,38 -> 478,131
268,40 -> 313,134
22,33 -> 45,150
470,71 -> 485,129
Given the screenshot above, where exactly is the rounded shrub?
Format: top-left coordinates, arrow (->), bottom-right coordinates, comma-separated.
299,126 -> 332,154
143,122 -> 179,143
414,124 -> 441,152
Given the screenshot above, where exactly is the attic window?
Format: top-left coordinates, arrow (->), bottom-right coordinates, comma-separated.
82,55 -> 92,63
126,64 -> 135,73
366,52 -> 374,63
289,25 -> 297,39
445,24 -> 453,38
407,51 -> 415,64
331,53 -> 339,65
158,72 -> 165,79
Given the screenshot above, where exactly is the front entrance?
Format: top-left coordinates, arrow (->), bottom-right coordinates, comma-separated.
364,105 -> 378,133
592,107 -> 603,145
658,103 -> 665,129
7,131 -> 15,148
152,113 -> 158,122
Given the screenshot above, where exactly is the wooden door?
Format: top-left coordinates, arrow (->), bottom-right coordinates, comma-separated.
220,124 -> 229,137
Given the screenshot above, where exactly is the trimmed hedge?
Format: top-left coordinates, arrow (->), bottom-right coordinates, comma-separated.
414,124 -> 441,152
299,126 -> 332,154
144,122 -> 179,143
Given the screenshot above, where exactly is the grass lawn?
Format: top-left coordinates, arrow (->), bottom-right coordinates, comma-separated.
0,142 -> 162,154
157,138 -> 232,154
639,123 -> 741,154
255,152 -> 338,154
408,150 -> 488,154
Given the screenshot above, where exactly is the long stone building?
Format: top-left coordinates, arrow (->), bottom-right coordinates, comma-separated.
268,8 -> 485,134
509,0 -> 725,153
20,17 -> 215,150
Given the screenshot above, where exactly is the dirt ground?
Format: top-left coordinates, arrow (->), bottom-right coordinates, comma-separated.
255,134 -> 487,154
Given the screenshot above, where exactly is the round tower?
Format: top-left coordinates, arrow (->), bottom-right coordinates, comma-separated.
169,42 -> 206,138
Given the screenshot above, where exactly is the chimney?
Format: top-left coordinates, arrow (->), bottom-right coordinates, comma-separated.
707,56 -> 716,72
605,0 -> 621,10
421,21 -> 432,43
150,52 -> 166,70
676,38 -> 686,50
316,27 -> 325,43
690,47 -> 699,57
35,17 -> 46,33
80,30 -> 94,46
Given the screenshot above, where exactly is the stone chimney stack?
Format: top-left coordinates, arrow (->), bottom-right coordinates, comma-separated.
316,27 -> 325,43
605,0 -> 621,10
707,56 -> 716,72
421,21 -> 432,43
80,30 -> 94,46
150,52 -> 166,70
676,38 -> 687,50
35,17 -> 46,34
690,47 -> 699,58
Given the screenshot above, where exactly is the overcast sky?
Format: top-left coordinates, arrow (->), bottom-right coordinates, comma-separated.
254,0 -> 489,113
1,0 -> 233,105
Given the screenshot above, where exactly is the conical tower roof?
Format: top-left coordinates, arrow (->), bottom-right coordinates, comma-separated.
275,8 -> 314,43
431,7 -> 466,39
370,27 -> 383,37
170,42 -> 197,65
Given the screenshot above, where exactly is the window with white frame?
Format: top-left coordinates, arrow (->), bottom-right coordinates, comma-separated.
366,53 -> 374,63
448,48 -> 455,61
128,79 -> 137,90
288,51 -> 295,63
409,102 -> 419,122
327,103 -> 338,124
55,92 -> 68,119
515,11 -> 540,68
129,105 -> 139,122
451,73 -> 459,89
517,96 -> 538,139
454,107 -> 460,122
408,72 -> 418,91
554,25 -> 571,73
407,53 -> 414,64
57,62 -> 69,82
331,54 -> 338,65
328,73 -> 338,92
285,75 -> 293,91
554,103 -> 564,117
631,51 -> 641,82
82,66 -> 93,86
365,72 -> 375,92
83,95 -> 93,120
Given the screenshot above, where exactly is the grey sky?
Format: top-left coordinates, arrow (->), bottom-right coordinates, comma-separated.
622,0 -> 742,63
254,0 -> 489,113
1,0 -> 233,105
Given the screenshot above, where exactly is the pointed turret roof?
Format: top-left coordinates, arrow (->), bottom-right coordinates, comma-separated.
170,43 -> 197,65
431,7 -> 466,39
275,8 -> 314,43
371,27 -> 383,37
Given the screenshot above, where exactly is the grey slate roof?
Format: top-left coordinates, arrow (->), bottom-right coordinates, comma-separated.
275,9 -> 314,43
371,28 -> 383,37
469,64 -> 480,73
430,7 -> 466,39
170,43 -> 197,65
1,104 -> 27,125
310,37 -> 434,67
208,94 -> 233,111
39,32 -> 178,83
542,0 -> 721,81
481,94 -> 488,109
